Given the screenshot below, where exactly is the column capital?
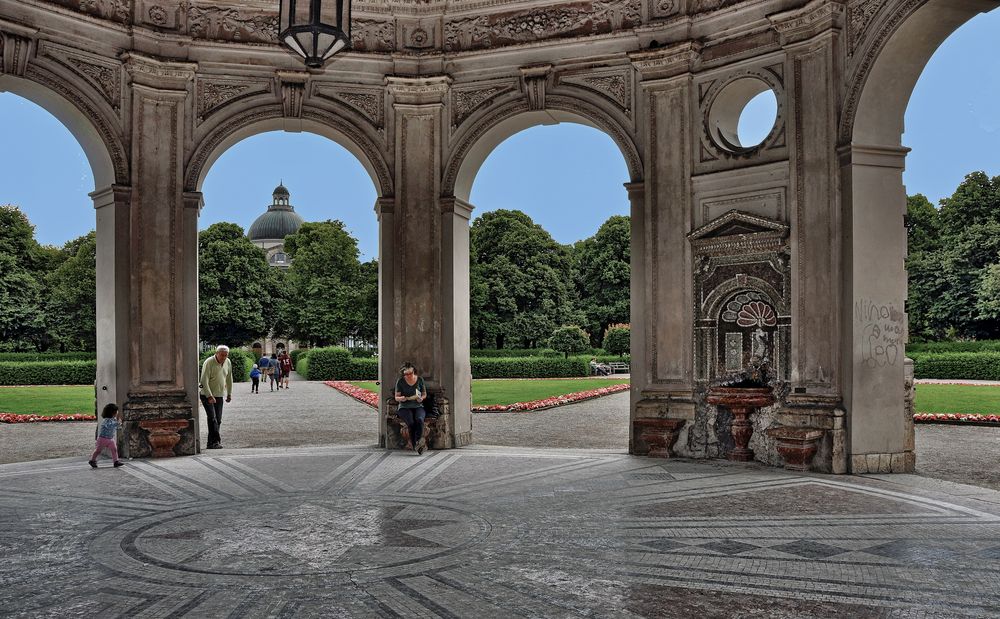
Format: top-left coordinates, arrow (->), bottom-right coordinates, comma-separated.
182,191 -> 204,212
838,143 -> 910,169
386,75 -> 452,106
440,196 -> 474,220
374,196 -> 396,216
624,181 -> 645,203
0,23 -> 37,77
90,184 -> 132,209
629,41 -> 701,83
122,52 -> 197,90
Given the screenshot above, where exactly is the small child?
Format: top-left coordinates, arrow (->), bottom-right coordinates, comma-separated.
249,364 -> 261,394
89,403 -> 123,468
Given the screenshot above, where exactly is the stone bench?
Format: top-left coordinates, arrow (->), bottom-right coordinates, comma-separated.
385,397 -> 451,450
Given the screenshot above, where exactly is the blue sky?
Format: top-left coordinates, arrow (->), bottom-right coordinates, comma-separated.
2,8 -> 998,259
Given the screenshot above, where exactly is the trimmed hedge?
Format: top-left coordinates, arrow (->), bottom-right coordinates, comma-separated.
0,351 -> 96,362
289,348 -> 310,366
907,341 -> 1000,354
295,355 -> 309,379
300,347 -> 377,380
910,352 -> 1000,380
472,348 -> 560,358
0,360 -> 96,385
471,356 -> 589,378
199,349 -> 250,383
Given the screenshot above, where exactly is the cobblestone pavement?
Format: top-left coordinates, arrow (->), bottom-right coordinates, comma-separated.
2,380 -> 998,494
2,445 -> 1000,618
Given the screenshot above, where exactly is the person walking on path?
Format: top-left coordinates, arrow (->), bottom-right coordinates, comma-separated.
199,345 -> 233,449
249,364 -> 262,394
278,351 -> 293,389
394,362 -> 427,454
88,403 -> 124,468
258,354 -> 274,391
270,352 -> 282,390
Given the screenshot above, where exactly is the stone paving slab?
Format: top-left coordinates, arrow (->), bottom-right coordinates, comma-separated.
2,446 -> 1000,618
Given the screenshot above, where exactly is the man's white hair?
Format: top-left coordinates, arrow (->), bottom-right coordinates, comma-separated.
216,345 -> 230,353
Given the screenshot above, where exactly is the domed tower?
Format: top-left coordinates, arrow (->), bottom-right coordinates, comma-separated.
248,183 -> 305,268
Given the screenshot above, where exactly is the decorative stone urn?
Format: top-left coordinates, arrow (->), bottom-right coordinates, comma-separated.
765,427 -> 825,471
138,419 -> 190,457
706,386 -> 775,462
634,418 -> 686,458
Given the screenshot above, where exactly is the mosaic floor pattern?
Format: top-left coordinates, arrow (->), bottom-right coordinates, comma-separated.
2,446 -> 999,618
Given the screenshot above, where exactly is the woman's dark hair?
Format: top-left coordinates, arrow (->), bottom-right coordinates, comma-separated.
101,403 -> 119,419
400,362 -> 415,375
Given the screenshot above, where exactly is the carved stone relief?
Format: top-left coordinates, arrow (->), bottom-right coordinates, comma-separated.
187,4 -> 279,43
42,0 -> 129,24
353,18 -> 396,52
443,0 -> 641,53
38,42 -> 123,112
313,85 -> 386,130
450,81 -> 517,128
1,31 -> 33,77
652,0 -> 681,19
557,69 -> 632,117
196,77 -> 272,123
848,0 -> 883,54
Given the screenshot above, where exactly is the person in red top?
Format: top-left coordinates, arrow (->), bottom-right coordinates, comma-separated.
278,351 -> 293,389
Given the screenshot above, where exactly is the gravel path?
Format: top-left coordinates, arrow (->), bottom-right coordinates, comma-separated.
3,379 -> 997,492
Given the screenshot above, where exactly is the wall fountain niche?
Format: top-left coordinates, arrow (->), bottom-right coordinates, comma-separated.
682,210 -> 793,464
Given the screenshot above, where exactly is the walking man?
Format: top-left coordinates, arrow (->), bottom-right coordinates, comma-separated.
199,345 -> 233,449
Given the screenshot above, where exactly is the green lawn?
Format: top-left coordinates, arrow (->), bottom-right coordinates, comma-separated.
913,384 -> 1000,415
0,386 -> 95,416
351,378 -> 629,407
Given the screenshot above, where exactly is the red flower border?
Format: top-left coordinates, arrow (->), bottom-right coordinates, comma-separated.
324,381 -> 629,413
0,413 -> 96,424
914,413 -> 1000,426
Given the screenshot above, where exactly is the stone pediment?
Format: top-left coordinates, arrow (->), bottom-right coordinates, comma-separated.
688,210 -> 788,242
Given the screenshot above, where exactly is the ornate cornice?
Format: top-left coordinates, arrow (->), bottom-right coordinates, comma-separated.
123,53 -> 197,90
386,75 -> 451,106
629,41 -> 702,81
768,0 -> 846,46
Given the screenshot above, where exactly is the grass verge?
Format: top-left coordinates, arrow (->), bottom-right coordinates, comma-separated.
913,384 -> 1000,415
0,386 -> 95,416
350,378 -> 630,407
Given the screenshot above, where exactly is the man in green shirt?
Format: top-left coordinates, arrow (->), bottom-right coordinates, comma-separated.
199,345 -> 233,449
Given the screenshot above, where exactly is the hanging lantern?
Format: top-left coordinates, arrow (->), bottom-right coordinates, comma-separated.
278,0 -> 352,68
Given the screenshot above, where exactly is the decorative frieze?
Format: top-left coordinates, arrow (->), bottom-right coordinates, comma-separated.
314,85 -> 385,128
557,69 -> 632,115
768,0 -> 846,46
37,42 -> 123,111
847,0 -> 883,53
443,0 -> 641,53
187,4 -> 279,44
353,18 -> 396,52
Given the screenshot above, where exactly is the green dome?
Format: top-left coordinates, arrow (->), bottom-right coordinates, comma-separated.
248,184 -> 304,241
248,209 -> 304,241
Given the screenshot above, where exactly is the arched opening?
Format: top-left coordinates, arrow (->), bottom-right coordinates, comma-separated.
452,113 -> 636,452
843,0 -> 1000,473
0,76 -> 120,462
192,121 -> 381,451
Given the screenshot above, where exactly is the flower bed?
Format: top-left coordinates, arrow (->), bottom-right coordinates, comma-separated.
324,380 -> 629,413
0,413 -> 96,424
914,413 -> 1000,427
325,381 -> 380,408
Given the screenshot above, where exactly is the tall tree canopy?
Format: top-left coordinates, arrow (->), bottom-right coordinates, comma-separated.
0,205 -> 48,351
907,172 -> 1000,340
470,209 -> 579,349
198,222 -> 284,347
283,220 -> 373,346
572,214 -> 630,344
44,231 -> 97,351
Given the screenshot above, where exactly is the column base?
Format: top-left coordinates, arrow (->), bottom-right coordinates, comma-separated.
123,391 -> 195,458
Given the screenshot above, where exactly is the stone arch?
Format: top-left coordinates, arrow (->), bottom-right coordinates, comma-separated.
1,70 -> 125,188
444,95 -> 643,201
838,0 -> 998,472
842,0 -> 998,145
185,103 -> 393,196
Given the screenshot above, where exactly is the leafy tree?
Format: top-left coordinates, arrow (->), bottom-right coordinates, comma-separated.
354,259 -> 379,345
0,205 -> 47,351
44,232 -> 97,351
283,220 -> 366,346
906,194 -> 941,255
937,171 -> 1000,236
572,215 -> 630,344
470,210 -> 577,349
548,325 -> 590,358
976,261 -> 1000,324
198,222 -> 284,347
603,324 -> 630,357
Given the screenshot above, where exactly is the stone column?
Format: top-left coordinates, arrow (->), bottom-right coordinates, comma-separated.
440,196 -> 473,447
91,184 -> 131,420
839,144 -> 912,473
119,54 -> 199,458
628,47 -> 698,454
381,76 -> 467,449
